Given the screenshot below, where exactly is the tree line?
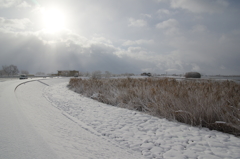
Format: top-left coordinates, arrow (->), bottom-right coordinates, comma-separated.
0,65 -> 29,76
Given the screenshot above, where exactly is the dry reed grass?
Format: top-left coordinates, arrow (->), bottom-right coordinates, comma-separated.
68,77 -> 240,136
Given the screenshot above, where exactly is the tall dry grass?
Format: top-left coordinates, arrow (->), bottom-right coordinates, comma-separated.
68,77 -> 240,136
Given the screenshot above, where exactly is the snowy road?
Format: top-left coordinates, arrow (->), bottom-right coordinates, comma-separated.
0,78 -> 144,159
1,78 -> 240,159
0,78 -> 58,158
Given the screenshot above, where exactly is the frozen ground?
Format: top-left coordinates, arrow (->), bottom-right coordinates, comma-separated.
1,78 -> 240,159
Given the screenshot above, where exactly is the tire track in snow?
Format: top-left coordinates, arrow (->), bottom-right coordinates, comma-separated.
14,79 -> 49,92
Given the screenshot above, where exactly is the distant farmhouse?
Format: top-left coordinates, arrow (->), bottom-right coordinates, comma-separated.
58,70 -> 79,77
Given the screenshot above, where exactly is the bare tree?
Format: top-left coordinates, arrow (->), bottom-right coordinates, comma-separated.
91,70 -> 102,79
2,65 -> 19,76
84,72 -> 90,77
104,71 -> 111,78
0,70 -> 5,76
2,65 -> 10,76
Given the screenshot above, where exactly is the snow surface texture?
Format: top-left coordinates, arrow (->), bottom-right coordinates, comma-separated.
0,78 -> 59,159
43,80 -> 240,159
0,78 -> 143,159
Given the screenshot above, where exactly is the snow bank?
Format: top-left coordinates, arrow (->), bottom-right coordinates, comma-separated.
43,81 -> 240,159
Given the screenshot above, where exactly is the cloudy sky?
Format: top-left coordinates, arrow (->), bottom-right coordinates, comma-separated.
0,0 -> 240,75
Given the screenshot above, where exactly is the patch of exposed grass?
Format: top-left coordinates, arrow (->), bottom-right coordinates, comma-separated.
68,77 -> 240,136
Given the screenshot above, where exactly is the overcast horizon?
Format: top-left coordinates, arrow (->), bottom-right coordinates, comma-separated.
0,0 -> 240,75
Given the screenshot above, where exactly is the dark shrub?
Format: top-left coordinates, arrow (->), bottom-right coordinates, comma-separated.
185,72 -> 201,78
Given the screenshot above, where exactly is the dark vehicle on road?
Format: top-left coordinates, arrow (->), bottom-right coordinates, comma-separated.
19,74 -> 28,79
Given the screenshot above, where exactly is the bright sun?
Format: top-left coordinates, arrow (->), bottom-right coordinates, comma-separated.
42,8 -> 66,32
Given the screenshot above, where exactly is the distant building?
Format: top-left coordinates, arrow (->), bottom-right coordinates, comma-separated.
58,70 -> 79,77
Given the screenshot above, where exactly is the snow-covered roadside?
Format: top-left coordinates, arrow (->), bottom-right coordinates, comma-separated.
44,81 -> 240,159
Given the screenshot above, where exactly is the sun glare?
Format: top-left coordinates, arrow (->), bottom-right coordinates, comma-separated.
42,8 -> 66,33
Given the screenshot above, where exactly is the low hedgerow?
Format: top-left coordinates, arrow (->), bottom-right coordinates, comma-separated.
68,77 -> 240,136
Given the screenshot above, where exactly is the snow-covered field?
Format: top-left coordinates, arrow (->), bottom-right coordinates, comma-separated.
1,78 -> 240,159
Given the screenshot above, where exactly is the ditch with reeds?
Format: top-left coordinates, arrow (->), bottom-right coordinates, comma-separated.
68,77 -> 240,136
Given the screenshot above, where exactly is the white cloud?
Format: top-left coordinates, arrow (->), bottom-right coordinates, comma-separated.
1,24 -> 239,75
157,9 -> 170,15
17,1 -> 31,8
157,9 -> 171,18
191,25 -> 207,33
0,29 -> 147,74
0,0 -> 28,8
220,65 -> 226,70
216,0 -> 229,7
231,30 -> 240,35
141,14 -> 152,19
91,36 -> 113,45
0,0 -> 16,8
154,0 -> 167,2
156,19 -> 178,29
169,0 -> 229,13
155,0 -> 229,13
128,18 -> 147,27
127,47 -> 143,53
122,39 -> 154,46
191,63 -> 201,72
0,17 -> 32,30
156,19 -> 180,36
